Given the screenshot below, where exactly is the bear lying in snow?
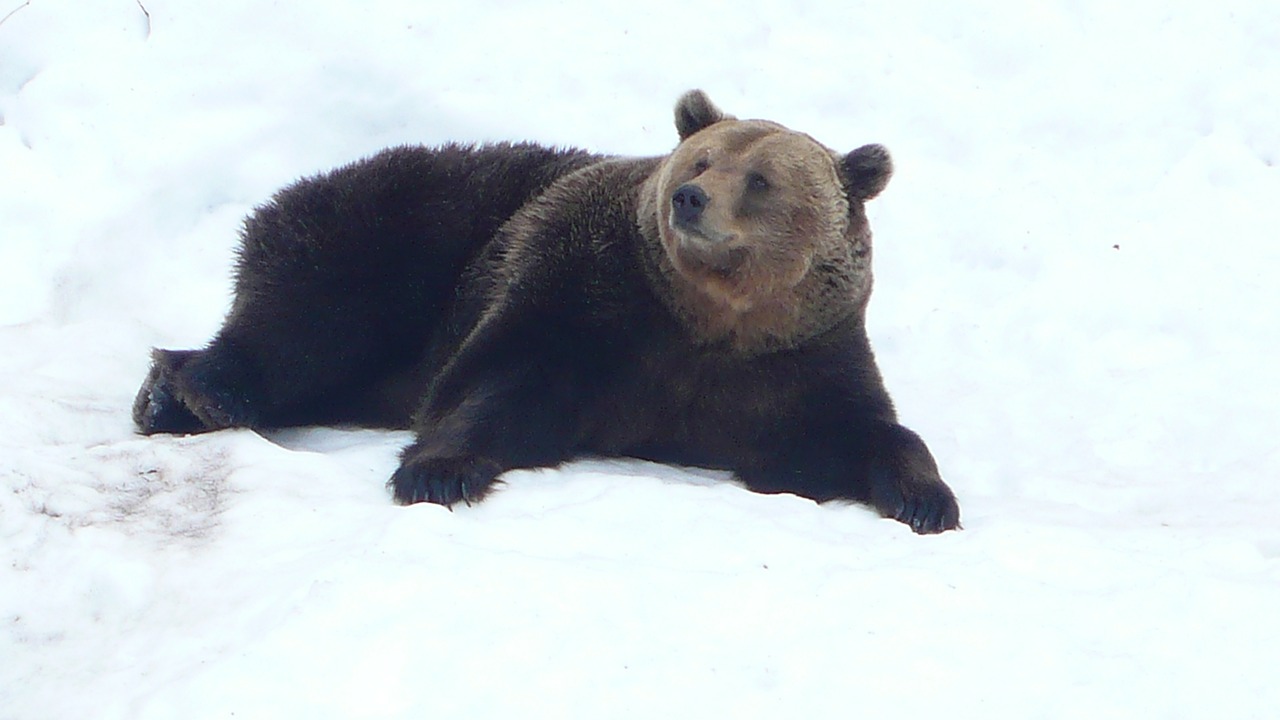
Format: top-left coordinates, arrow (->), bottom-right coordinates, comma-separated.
133,90 -> 961,534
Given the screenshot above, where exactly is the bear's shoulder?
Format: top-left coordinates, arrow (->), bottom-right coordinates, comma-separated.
479,155 -> 668,303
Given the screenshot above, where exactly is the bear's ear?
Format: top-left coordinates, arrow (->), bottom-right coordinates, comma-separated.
675,90 -> 734,141
841,143 -> 894,201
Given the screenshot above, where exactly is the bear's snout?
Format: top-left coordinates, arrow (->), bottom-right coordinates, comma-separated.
671,184 -> 709,229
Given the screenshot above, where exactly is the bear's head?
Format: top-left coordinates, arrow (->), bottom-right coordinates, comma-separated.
640,90 -> 894,352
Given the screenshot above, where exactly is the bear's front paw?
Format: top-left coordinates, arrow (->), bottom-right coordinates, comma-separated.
389,455 -> 505,507
867,424 -> 961,534
869,473 -> 960,535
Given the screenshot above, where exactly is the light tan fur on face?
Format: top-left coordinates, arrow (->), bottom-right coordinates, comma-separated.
638,119 -> 874,354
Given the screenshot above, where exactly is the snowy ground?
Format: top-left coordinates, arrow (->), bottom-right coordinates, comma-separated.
3,1 -> 1280,718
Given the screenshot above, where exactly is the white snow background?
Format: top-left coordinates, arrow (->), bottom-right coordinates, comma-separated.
3,1 -> 1280,717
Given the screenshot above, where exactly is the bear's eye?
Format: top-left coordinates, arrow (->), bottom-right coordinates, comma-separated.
747,172 -> 770,192
693,158 -> 711,175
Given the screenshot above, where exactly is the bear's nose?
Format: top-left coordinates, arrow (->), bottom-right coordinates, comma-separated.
671,184 -> 709,229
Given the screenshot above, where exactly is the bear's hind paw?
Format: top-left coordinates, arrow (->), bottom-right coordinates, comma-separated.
133,350 -> 205,435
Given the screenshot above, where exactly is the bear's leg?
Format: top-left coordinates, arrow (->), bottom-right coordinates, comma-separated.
388,319 -> 582,506
132,339 -> 272,434
389,375 -> 570,506
739,422 -> 960,534
134,300 -> 433,436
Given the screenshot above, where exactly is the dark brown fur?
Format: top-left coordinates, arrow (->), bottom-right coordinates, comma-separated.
134,91 -> 960,533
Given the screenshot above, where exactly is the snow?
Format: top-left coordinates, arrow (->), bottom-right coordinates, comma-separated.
3,0 -> 1279,717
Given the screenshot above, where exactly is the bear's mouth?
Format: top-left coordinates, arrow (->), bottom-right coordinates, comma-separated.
671,229 -> 749,278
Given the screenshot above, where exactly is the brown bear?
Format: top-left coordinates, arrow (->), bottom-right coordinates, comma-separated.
133,90 -> 961,533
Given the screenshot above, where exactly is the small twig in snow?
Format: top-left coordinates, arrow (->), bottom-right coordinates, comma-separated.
0,1 -> 32,28
136,0 -> 151,39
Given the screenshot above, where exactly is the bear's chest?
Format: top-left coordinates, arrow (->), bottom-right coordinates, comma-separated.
580,336 -> 815,468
